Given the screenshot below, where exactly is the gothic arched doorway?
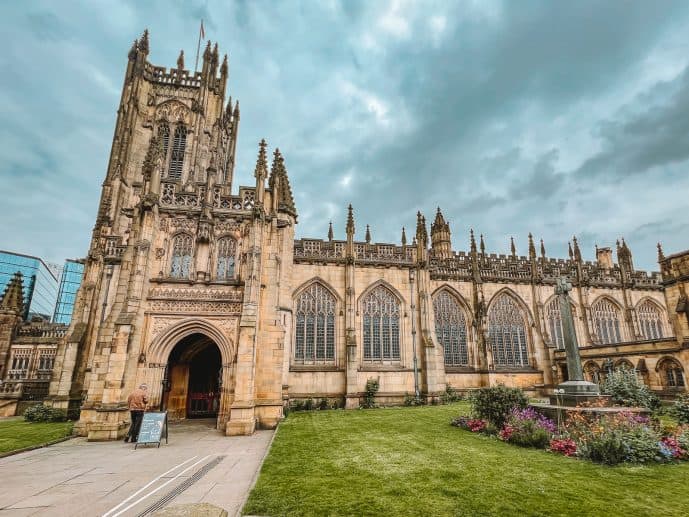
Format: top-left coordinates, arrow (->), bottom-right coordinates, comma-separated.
163,333 -> 222,420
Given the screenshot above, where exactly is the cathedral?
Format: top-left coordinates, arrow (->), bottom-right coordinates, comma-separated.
1,32 -> 688,439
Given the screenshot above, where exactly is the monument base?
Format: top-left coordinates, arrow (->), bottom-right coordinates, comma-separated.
549,380 -> 607,407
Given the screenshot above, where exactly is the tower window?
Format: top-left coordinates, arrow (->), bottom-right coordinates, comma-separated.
362,285 -> 400,361
216,237 -> 237,280
168,124 -> 187,180
170,233 -> 193,278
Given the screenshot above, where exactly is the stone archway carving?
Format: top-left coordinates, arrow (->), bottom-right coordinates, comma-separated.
147,317 -> 236,366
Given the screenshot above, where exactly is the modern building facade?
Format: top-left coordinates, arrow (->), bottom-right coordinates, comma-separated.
0,31 -> 686,436
53,260 -> 85,324
0,251 -> 59,321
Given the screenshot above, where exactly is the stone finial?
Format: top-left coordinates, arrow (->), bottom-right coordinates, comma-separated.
401,227 -> 407,247
510,236 -> 516,257
480,233 -> 485,255
254,139 -> 268,180
540,238 -> 546,259
657,242 -> 665,262
139,29 -> 150,55
233,100 -> 240,119
128,39 -> 138,60
346,204 -> 355,236
415,211 -> 428,246
572,235 -> 582,262
328,221 -> 334,242
177,49 -> 185,70
220,54 -> 228,77
203,40 -> 212,61
528,233 -> 536,260
275,150 -> 296,217
430,207 -> 451,257
0,272 -> 24,315
365,225 -> 371,244
212,42 -> 219,63
568,241 -> 574,260
470,229 -> 477,254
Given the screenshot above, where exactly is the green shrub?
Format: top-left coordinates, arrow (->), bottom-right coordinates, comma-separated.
404,393 -> 424,406
303,398 -> 314,411
672,394 -> 689,425
318,398 -> 329,410
469,385 -> 527,428
601,367 -> 660,409
440,384 -> 463,404
362,378 -> 379,408
23,404 -> 67,423
498,407 -> 556,449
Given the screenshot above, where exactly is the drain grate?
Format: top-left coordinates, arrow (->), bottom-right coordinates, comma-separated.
135,455 -> 226,516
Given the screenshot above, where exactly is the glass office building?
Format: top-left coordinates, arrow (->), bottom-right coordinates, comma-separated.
0,251 -> 60,321
53,259 -> 85,324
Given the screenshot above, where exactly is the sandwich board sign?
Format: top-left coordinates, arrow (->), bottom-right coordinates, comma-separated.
135,411 -> 168,449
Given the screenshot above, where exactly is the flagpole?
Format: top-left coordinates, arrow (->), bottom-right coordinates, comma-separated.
194,19 -> 203,73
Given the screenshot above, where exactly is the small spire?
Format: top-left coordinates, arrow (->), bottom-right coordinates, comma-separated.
480,233 -> 485,255
657,242 -> 665,262
401,227 -> 407,247
572,235 -> 582,261
220,54 -> 228,76
253,139 -> 268,180
568,241 -> 574,260
203,40 -> 212,60
510,236 -> 516,257
328,221 -> 334,242
540,238 -> 546,259
346,204 -> 355,236
528,233 -> 536,260
0,272 -> 24,315
139,29 -> 149,55
177,49 -> 185,70
212,42 -> 219,62
365,225 -> 371,244
128,39 -> 138,60
470,229 -> 477,253
233,100 -> 240,119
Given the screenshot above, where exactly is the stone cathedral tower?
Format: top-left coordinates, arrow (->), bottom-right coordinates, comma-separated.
47,30 -> 297,439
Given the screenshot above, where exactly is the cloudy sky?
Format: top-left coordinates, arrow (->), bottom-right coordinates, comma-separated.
1,0 -> 688,270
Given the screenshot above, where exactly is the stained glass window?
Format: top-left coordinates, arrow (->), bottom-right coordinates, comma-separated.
433,290 -> 468,366
488,293 -> 529,367
592,298 -> 622,344
168,124 -> 186,180
362,285 -> 400,361
216,237 -> 237,280
170,233 -> 193,279
294,283 -> 336,363
545,298 -> 565,349
637,300 -> 664,340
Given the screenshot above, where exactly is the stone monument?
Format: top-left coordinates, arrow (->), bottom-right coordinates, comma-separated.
549,277 -> 603,406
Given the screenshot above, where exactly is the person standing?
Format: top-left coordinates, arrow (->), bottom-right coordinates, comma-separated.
124,383 -> 148,443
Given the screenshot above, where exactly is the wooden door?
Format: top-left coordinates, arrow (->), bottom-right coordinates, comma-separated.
167,364 -> 189,420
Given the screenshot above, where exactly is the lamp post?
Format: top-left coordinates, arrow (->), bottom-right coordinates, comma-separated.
409,269 -> 420,401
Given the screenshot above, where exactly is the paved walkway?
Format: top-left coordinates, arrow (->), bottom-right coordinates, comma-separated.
0,420 -> 273,516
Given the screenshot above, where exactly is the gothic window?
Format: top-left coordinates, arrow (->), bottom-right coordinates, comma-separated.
637,300 -> 664,340
294,283 -> 336,363
159,122 -> 170,158
216,237 -> 237,280
614,359 -> 634,371
545,298 -> 565,350
168,124 -> 187,180
362,285 -> 401,361
170,233 -> 193,279
487,293 -> 529,368
592,298 -> 622,344
433,290 -> 468,366
658,358 -> 685,389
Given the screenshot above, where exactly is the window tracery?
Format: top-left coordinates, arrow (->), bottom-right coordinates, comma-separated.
294,283 -> 336,363
168,124 -> 187,180
545,298 -> 565,350
583,361 -> 601,384
592,298 -> 622,344
362,285 -> 401,361
658,358 -> 685,389
159,122 -> 170,158
216,237 -> 237,280
433,290 -> 468,366
170,233 -> 193,279
637,300 -> 664,340
487,293 -> 529,367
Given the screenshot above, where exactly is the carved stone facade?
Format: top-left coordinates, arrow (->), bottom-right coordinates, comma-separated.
0,32 -> 686,436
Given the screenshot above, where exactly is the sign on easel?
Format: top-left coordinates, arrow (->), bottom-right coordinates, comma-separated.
135,411 -> 168,449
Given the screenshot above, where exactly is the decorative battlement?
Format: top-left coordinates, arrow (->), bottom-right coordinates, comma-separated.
143,63 -> 202,88
293,239 -> 415,265
159,182 -> 257,212
16,324 -> 68,339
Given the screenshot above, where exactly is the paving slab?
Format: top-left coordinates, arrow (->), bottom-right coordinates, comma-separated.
0,420 -> 273,517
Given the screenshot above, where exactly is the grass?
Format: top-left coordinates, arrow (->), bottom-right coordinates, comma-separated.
0,417 -> 73,454
243,403 -> 689,517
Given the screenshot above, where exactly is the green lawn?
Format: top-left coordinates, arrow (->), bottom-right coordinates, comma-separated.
243,403 -> 689,517
0,417 -> 73,454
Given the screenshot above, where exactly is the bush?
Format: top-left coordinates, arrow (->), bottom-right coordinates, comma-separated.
441,384 -> 463,404
498,407 -> 555,449
24,404 -> 67,423
566,410 -> 663,465
451,416 -> 487,432
469,385 -> 528,428
601,367 -> 660,409
361,378 -> 379,409
404,393 -> 424,406
318,398 -> 329,411
550,438 -> 577,457
672,394 -> 689,425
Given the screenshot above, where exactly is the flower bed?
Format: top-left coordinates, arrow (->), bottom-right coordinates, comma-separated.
451,386 -> 689,466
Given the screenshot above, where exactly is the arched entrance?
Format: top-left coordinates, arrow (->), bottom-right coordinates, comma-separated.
163,333 -> 222,420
